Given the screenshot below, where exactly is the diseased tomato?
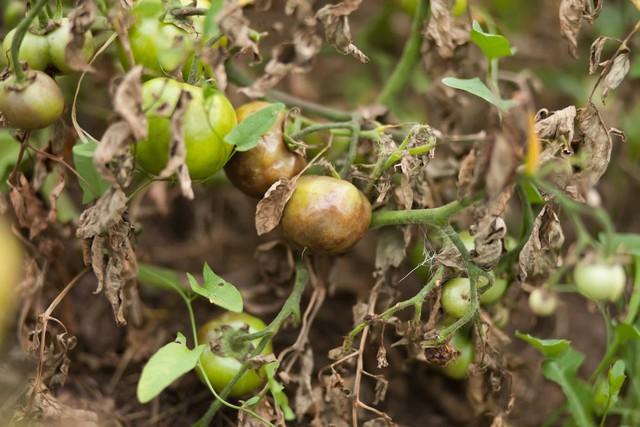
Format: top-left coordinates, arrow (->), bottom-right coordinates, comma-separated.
198,312 -> 272,397
280,175 -> 372,253
47,18 -> 95,74
441,333 -> 474,380
225,101 -> 306,198
0,71 -> 65,129
574,261 -> 626,302
135,78 -> 237,180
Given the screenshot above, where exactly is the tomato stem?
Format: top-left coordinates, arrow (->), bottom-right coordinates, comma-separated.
11,0 -> 50,83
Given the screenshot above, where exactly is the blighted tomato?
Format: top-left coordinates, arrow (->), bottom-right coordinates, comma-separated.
198,312 -> 272,397
135,78 -> 236,180
2,28 -> 50,71
0,71 -> 65,129
225,101 -> 306,198
47,18 -> 95,74
281,176 -> 371,253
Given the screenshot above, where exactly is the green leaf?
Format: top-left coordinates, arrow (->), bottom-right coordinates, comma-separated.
72,140 -> 110,204
601,232 -> 640,256
542,348 -> 595,427
441,77 -> 514,111
519,180 -> 545,205
608,360 -> 626,399
137,333 -> 205,404
187,263 -> 243,312
470,20 -> 513,60
223,103 -> 285,152
203,0 -> 223,40
265,362 -> 295,421
138,263 -> 186,295
613,323 -> 640,341
515,332 -> 571,358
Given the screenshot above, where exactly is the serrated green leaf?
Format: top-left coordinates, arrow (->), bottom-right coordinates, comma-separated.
203,0 -> 223,40
137,333 -> 205,404
72,140 -> 110,204
223,103 -> 285,152
515,331 -> 571,358
542,348 -> 595,427
265,362 -> 295,421
441,77 -> 514,111
187,263 -> 243,312
470,20 -> 513,60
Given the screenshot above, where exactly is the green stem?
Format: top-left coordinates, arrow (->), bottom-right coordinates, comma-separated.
290,121 -> 354,140
369,193 -> 481,229
225,63 -> 352,121
195,261 -> 309,426
11,0 -> 49,82
376,0 -> 429,105
345,266 -> 444,347
340,117 -> 360,178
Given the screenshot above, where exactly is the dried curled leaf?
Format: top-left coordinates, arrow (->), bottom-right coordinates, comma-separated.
218,2 -> 260,61
63,0 -> 97,72
113,66 -> 147,141
518,205 -> 565,283
602,51 -> 630,102
574,104 -> 612,195
559,0 -> 602,58
157,90 -> 194,200
589,36 -> 609,75
316,0 -> 368,63
9,173 -> 63,239
534,106 -> 577,144
425,0 -> 469,58
255,178 -> 298,235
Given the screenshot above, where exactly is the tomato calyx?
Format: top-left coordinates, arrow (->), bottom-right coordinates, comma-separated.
204,323 -> 257,363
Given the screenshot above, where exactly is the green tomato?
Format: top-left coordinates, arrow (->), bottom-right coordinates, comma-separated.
47,18 -> 95,74
442,275 -> 505,317
3,1 -> 26,30
135,78 -> 237,180
0,71 -> 65,129
574,261 -> 626,302
408,241 -> 431,280
198,312 -> 272,397
441,333 -> 474,380
0,218 -> 21,344
281,175 -> 372,254
458,230 -> 475,252
2,28 -> 50,71
528,288 -> 557,317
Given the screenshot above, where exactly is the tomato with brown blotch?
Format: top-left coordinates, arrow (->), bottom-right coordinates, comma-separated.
281,175 -> 372,253
225,101 -> 306,198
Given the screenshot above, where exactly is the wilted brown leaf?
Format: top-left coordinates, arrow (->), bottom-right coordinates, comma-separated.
113,66 -> 147,141
375,226 -> 411,275
158,90 -> 194,200
589,36 -> 609,75
425,0 -> 469,58
534,106 -> 577,144
602,51 -> 630,102
9,174 -> 60,239
316,0 -> 368,63
518,205 -> 565,283
559,0 -> 586,58
218,3 -> 261,61
62,0 -> 97,72
574,104 -> 612,195
256,178 -> 298,235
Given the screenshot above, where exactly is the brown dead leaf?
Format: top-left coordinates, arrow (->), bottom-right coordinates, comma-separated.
14,390 -> 100,427
108,4 -> 135,68
574,104 -> 612,195
602,51 -> 630,102
316,0 -> 368,63
518,205 -> 565,283
425,0 -> 469,58
375,227 -> 411,275
256,178 -> 298,235
158,90 -> 194,200
218,3 -> 261,61
471,217 -> 507,270
76,188 -> 127,239
9,174 -> 58,239
63,0 -> 97,72
113,66 -> 147,141
589,36 -> 610,75
559,0 -> 586,58
238,398 -> 282,427
534,106 -> 577,144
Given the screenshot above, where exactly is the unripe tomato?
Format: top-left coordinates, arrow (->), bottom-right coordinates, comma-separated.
47,18 -> 95,74
135,78 -> 236,180
441,333 -> 474,380
198,312 -> 272,397
458,230 -> 475,252
574,261 -> 626,302
127,0 -> 210,76
528,288 -> 558,316
281,175 -> 371,253
3,1 -> 26,30
408,241 -> 431,280
0,218 -> 21,342
0,71 -> 64,129
441,274 -> 506,317
2,29 -> 50,71
225,102 -> 306,198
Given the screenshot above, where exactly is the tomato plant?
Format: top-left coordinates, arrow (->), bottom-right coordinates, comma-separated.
441,274 -> 506,318
198,312 -> 272,397
225,101 -> 306,197
135,78 -> 236,180
0,71 -> 64,129
281,175 -> 372,253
